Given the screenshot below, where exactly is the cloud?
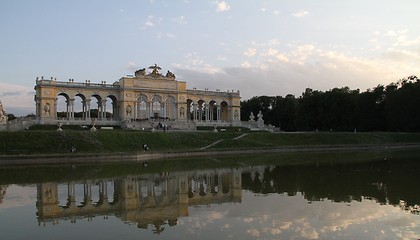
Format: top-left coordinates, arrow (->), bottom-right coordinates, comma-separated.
292,10 -> 309,18
244,48 -> 257,57
174,38 -> 419,100
172,15 -> 187,24
1,91 -> 22,97
126,62 -> 138,71
215,1 -> 231,12
247,228 -> 260,237
145,15 -> 155,27
0,83 -> 35,115
141,15 -> 162,29
0,186 -> 36,209
173,52 -> 225,76
157,32 -> 176,39
251,39 -> 281,47
261,48 -> 278,57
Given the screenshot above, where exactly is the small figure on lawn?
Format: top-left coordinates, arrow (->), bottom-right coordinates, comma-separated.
143,144 -> 149,152
70,145 -> 76,153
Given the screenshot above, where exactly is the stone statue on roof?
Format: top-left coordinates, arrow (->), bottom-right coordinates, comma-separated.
148,64 -> 162,77
166,70 -> 176,79
135,68 -> 146,77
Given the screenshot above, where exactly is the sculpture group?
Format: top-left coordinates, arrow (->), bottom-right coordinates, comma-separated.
134,64 -> 176,79
0,100 -> 7,124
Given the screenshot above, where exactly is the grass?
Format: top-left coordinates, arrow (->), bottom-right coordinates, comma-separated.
212,132 -> 420,149
2,149 -> 419,185
1,129 -> 420,156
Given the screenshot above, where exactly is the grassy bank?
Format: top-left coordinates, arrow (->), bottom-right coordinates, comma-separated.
2,149 -> 419,184
1,130 -> 420,156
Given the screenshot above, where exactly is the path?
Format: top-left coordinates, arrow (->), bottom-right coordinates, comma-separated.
199,139 -> 224,150
200,133 -> 248,150
233,133 -> 248,140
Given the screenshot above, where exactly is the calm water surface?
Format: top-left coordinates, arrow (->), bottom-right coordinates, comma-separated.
0,152 -> 419,239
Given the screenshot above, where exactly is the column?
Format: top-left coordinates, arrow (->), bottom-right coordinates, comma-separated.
36,100 -> 40,119
161,103 -> 165,118
217,106 -> 221,122
65,100 -> 69,119
82,100 -> 86,119
98,181 -> 109,205
67,182 -> 77,208
198,104 -> 202,122
175,102 -> 179,120
148,102 -> 153,118
102,100 -> 107,119
83,183 -> 92,207
112,101 -> 116,120
133,101 -> 137,120
97,100 -> 101,120
70,99 -> 75,119
86,99 -> 91,118
193,103 -> 197,121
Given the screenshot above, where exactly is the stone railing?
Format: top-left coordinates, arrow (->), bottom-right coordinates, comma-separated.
35,79 -> 120,89
1,117 -> 37,131
187,89 -> 240,97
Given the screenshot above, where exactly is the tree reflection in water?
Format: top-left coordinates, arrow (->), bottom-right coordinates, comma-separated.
0,152 -> 419,239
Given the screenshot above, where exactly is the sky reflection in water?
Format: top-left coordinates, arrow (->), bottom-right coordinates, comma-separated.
0,155 -> 419,239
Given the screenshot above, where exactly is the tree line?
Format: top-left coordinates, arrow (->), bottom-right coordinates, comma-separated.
241,76 -> 420,132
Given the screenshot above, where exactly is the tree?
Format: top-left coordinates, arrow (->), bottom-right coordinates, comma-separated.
272,94 -> 297,131
6,113 -> 16,121
241,76 -> 419,132
384,76 -> 420,131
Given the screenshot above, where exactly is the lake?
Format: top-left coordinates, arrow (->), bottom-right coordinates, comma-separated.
0,151 -> 419,239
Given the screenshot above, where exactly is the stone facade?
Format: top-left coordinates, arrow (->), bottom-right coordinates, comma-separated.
34,65 -> 241,129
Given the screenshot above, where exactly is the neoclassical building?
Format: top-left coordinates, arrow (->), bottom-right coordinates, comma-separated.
34,64 -> 241,129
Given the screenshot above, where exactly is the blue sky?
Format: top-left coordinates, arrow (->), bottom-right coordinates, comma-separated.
1,0 -> 419,115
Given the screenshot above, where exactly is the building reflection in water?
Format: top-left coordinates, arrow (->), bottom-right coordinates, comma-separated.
36,167 -> 245,233
35,160 -> 420,233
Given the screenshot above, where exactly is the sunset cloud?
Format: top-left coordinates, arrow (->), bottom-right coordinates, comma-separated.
292,10 -> 309,18
215,1 -> 231,12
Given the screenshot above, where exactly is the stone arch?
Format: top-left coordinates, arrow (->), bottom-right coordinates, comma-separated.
186,99 -> 194,121
57,92 -> 70,118
136,94 -> 148,120
74,93 -> 87,119
165,95 -> 176,120
152,95 -> 163,119
197,99 -> 206,121
90,94 -> 103,119
209,100 -> 217,121
106,95 -> 118,119
179,106 -> 185,119
220,100 -> 229,121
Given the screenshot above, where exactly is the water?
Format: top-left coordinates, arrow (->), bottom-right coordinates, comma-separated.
0,151 -> 419,239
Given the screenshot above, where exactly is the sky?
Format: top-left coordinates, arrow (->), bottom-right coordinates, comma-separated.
1,0 -> 420,116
